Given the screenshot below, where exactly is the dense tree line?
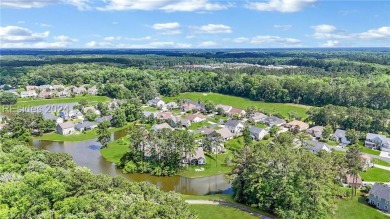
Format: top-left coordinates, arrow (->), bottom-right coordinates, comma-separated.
0,139 -> 196,218
1,62 -> 389,110
308,105 -> 390,133
229,133 -> 346,219
118,125 -> 196,176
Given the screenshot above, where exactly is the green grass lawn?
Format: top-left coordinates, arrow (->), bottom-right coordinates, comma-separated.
326,140 -> 339,146
335,192 -> 389,219
188,121 -> 210,130
360,168 -> 390,182
100,137 -> 130,163
254,123 -> 267,128
182,194 -> 275,218
34,122 -> 132,142
189,205 -> 258,219
373,158 -> 390,167
360,147 -> 381,156
179,150 -> 233,178
141,106 -> 159,112
225,137 -> 244,151
163,92 -> 310,119
1,95 -> 110,113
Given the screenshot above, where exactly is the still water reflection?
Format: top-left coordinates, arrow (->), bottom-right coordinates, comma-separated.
31,129 -> 232,195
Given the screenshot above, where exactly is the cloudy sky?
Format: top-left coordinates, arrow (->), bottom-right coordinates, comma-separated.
1,0 -> 389,48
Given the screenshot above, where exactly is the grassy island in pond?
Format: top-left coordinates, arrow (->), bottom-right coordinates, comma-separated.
163,92 -> 310,119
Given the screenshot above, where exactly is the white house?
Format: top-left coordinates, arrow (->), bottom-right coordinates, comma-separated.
56,122 -> 75,135
225,120 -> 244,134
365,133 -> 390,152
147,97 -> 165,109
249,126 -> 268,140
20,91 -> 37,98
186,114 -> 207,123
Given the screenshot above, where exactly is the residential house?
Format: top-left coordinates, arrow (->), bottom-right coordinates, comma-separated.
169,116 -> 191,128
56,90 -> 70,97
306,126 -> 324,139
38,91 -> 52,99
200,127 -> 215,136
361,154 -> 374,170
365,133 -> 390,152
186,114 -> 207,123
263,116 -> 286,127
143,111 -> 157,119
225,120 -> 244,134
182,147 -> 206,165
42,113 -> 63,124
151,123 -> 173,131
39,85 -> 52,91
249,126 -> 268,141
303,140 -> 331,154
331,129 -> 351,146
344,174 -> 362,189
227,107 -> 246,118
52,85 -> 65,90
83,106 -> 101,115
368,183 -> 390,213
214,127 -> 234,141
73,86 -> 87,95
251,112 -> 268,123
25,85 -> 38,91
95,115 -> 113,124
20,91 -> 37,98
285,120 -> 309,131
166,102 -> 179,109
75,121 -> 97,132
60,109 -> 84,121
56,122 -> 75,135
108,99 -> 122,110
181,99 -> 205,112
156,112 -> 173,120
147,97 -> 165,109
215,104 -> 232,115
87,86 -> 98,95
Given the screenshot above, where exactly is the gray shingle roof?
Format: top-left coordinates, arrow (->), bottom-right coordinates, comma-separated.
225,120 -> 241,128
58,121 -> 74,129
249,126 -> 263,135
369,183 -> 390,201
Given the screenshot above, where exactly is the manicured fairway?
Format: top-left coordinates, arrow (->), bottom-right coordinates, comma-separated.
163,92 -> 310,119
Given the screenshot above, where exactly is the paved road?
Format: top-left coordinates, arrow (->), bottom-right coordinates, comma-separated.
328,146 -> 390,163
185,200 -> 273,219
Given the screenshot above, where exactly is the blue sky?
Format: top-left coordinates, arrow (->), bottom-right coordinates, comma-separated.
1,0 -> 389,48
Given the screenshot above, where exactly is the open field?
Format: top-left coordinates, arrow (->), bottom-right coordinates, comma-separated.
189,205 -> 258,219
360,168 -> 390,182
335,192 -> 390,219
179,150 -> 232,178
181,194 -> 276,218
163,92 -> 310,119
1,95 -> 111,113
34,122 -> 132,142
100,137 -> 130,163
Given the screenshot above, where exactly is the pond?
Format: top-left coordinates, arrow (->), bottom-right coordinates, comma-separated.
31,129 -> 232,195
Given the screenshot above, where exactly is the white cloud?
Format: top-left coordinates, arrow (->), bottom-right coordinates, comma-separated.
54,35 -> 78,42
35,23 -> 53,28
194,24 -> 232,34
311,25 -> 390,40
246,0 -> 316,13
86,40 -> 191,48
0,0 -> 91,10
233,37 -> 249,43
273,24 -> 292,31
321,40 -> 340,47
0,26 -> 76,48
112,21 -> 119,25
85,41 -> 112,47
250,35 -> 301,44
152,22 -> 180,30
0,26 -> 49,43
103,36 -> 153,41
198,41 -> 217,47
359,27 -> 390,39
98,0 -> 228,12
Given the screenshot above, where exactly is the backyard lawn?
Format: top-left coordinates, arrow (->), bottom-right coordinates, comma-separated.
360,168 -> 390,182
163,92 -> 310,119
373,158 -> 390,167
100,137 -> 130,163
1,95 -> 110,112
34,122 -> 133,142
188,121 -> 210,130
189,205 -> 258,219
225,137 -> 244,151
360,147 -> 381,156
335,192 -> 389,219
179,150 -> 233,178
